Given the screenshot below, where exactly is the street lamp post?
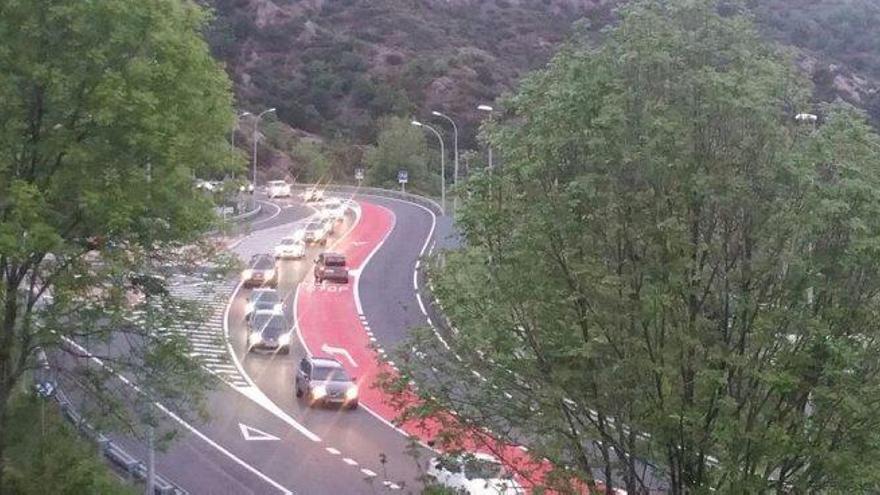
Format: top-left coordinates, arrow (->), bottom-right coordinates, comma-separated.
477,105 -> 494,170
432,110 -> 459,216
231,111 -> 251,149
252,108 -> 276,205
412,120 -> 446,215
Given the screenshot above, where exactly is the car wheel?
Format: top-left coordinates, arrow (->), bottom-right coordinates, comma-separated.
348,401 -> 359,410
295,386 -> 303,398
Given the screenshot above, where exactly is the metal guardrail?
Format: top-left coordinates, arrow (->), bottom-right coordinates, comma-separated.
54,389 -> 187,495
290,183 -> 444,216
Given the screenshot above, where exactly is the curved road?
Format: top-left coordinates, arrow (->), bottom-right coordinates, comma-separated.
126,193 -> 439,494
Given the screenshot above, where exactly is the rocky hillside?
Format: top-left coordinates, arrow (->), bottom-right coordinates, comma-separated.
206,0 -> 614,147
204,0 -> 880,173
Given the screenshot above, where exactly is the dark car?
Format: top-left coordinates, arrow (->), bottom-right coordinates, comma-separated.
242,254 -> 277,288
246,311 -> 291,353
314,253 -> 348,283
295,356 -> 358,408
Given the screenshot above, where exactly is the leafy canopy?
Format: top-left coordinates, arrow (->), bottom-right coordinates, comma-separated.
0,0 -> 239,486
395,1 -> 880,494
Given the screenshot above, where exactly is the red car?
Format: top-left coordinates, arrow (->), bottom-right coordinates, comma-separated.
314,253 -> 348,283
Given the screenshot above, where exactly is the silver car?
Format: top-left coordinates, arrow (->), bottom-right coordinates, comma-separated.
295,357 -> 358,409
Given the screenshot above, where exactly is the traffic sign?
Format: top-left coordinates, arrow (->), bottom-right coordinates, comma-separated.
355,168 -> 364,181
398,170 -> 408,184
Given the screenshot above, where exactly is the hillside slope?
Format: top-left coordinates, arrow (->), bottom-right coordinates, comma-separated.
205,0 -> 880,168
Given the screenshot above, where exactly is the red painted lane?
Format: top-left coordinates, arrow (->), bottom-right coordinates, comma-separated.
297,200 -> 590,494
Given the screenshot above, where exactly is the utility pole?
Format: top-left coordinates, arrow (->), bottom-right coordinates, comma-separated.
146,423 -> 155,495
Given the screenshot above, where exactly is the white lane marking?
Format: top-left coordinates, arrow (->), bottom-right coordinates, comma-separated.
320,343 -> 358,367
415,292 -> 428,316
343,458 -> 358,466
361,468 -> 377,477
326,447 -> 341,455
224,281 -> 322,443
61,337 -> 292,495
239,423 -> 281,441
412,269 -> 418,291
250,199 -> 286,226
352,203 -> 397,316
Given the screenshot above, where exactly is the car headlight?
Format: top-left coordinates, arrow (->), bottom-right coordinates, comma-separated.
245,302 -> 255,313
274,303 -> 283,312
242,269 -> 253,279
278,333 -> 291,346
266,269 -> 275,280
248,333 -> 262,346
311,385 -> 327,399
345,385 -> 359,400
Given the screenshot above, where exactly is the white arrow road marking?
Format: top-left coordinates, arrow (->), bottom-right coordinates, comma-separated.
239,423 -> 281,441
321,343 -> 358,367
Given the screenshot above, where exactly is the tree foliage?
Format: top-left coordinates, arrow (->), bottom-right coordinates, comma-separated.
365,116 -> 437,194
395,1 -> 880,494
0,0 -> 237,488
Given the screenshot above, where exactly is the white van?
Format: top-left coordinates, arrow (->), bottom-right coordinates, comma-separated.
266,180 -> 292,198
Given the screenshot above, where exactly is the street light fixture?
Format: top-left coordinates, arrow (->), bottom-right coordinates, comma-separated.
477,105 -> 494,170
412,120 -> 446,215
431,110 -> 459,216
252,108 -> 275,203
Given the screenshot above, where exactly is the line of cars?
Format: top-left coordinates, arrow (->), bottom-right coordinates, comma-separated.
237,195 -> 358,408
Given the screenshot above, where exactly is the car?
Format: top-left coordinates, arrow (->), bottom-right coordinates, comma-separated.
240,182 -> 255,194
319,202 -> 347,222
244,289 -> 283,321
314,252 -> 348,283
241,254 -> 277,287
295,356 -> 358,408
426,453 -> 524,495
246,311 -> 291,353
274,236 -> 306,259
266,180 -> 292,198
300,221 -> 329,245
303,186 -> 324,202
195,179 -> 216,192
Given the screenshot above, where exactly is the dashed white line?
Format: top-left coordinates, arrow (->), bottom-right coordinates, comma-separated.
342,457 -> 358,466
361,468 -> 376,477
326,447 -> 341,455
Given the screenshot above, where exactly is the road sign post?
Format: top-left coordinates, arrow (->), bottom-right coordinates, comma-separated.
398,170 -> 408,193
355,167 -> 364,187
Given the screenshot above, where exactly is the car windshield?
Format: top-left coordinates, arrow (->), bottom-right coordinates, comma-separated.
268,181 -> 285,186
305,222 -> 321,230
254,315 -> 285,333
280,238 -> 299,246
252,256 -> 274,269
463,458 -> 503,480
254,291 -> 279,304
312,366 -> 351,382
324,256 -> 345,267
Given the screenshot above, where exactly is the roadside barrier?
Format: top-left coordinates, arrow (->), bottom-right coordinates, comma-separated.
53,387 -> 188,495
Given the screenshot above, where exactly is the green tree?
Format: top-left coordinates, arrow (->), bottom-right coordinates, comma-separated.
365,116 -> 436,193
391,1 -> 880,494
0,0 -> 237,488
292,140 -> 333,183
4,393 -> 135,494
